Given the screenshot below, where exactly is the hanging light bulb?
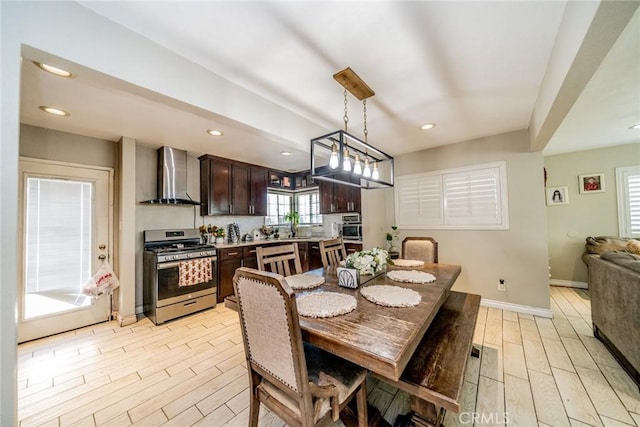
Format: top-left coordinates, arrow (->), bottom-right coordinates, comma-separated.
353,153 -> 362,175
329,142 -> 339,169
372,162 -> 379,180
363,156 -> 371,178
343,147 -> 352,172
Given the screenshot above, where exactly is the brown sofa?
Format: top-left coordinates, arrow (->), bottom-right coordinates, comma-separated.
587,249 -> 640,389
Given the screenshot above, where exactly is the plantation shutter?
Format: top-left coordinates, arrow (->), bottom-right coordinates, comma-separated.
395,162 -> 508,230
617,166 -> 640,237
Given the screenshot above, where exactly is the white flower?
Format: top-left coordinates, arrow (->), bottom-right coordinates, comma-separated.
344,247 -> 389,275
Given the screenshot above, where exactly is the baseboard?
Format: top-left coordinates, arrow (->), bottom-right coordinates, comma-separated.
549,279 -> 588,289
481,298 -> 553,318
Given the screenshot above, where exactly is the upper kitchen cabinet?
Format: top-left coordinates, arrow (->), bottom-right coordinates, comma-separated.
318,174 -> 361,214
232,164 -> 268,216
199,156 -> 231,216
199,155 -> 268,216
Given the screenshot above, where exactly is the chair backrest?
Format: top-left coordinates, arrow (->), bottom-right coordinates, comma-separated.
402,237 -> 438,263
319,238 -> 347,269
256,243 -> 303,276
233,267 -> 314,417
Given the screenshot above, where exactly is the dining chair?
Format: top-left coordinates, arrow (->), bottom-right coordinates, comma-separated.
233,267 -> 368,427
319,238 -> 347,269
402,237 -> 439,263
256,243 -> 303,276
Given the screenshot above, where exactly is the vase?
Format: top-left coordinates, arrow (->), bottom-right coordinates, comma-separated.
337,267 -> 359,289
215,236 -> 224,244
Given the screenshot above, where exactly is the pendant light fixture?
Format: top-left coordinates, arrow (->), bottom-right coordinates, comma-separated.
310,67 -> 394,189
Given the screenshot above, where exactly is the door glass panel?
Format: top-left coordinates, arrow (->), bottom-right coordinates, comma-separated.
24,177 -> 93,319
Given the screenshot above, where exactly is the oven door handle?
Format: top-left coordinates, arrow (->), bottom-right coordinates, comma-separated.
157,262 -> 181,270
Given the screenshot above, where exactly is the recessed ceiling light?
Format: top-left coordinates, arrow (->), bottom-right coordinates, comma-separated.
419,123 -> 437,130
39,106 -> 70,117
34,62 -> 72,78
629,123 -> 640,130
280,151 -> 292,156
206,129 -> 223,136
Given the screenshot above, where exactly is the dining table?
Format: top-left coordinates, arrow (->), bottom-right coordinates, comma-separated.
297,263 -> 462,382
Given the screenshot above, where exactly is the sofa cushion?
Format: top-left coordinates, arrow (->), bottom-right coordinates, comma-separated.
600,250 -> 640,273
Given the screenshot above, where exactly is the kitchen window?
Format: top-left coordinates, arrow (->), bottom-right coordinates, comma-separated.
266,192 -> 292,225
296,191 -> 322,225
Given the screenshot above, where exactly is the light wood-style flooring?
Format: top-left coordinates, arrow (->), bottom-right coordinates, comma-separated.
17,286 -> 640,426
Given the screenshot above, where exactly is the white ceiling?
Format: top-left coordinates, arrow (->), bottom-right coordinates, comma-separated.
19,1 -> 640,172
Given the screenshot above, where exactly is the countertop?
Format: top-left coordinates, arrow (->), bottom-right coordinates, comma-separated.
212,237 -> 363,249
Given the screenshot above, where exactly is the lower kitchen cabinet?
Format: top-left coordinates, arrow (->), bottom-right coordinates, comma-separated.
297,242 -> 309,272
308,242 -> 323,270
242,245 -> 259,270
217,247 -> 243,303
345,242 -> 363,255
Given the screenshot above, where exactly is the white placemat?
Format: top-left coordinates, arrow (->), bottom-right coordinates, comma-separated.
387,270 -> 436,284
360,285 -> 421,307
392,259 -> 425,268
296,292 -> 357,318
285,274 -> 325,290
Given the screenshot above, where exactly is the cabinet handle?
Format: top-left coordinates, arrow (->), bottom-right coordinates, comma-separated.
229,204 -> 233,214
249,249 -> 256,254
228,252 -> 239,256
311,245 -> 319,249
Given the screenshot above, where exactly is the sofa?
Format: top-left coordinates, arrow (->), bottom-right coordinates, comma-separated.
585,236 -> 640,389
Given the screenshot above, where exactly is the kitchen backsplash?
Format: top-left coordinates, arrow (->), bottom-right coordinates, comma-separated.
200,213 -> 345,240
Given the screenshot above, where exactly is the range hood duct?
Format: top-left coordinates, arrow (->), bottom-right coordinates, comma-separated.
142,146 -> 200,206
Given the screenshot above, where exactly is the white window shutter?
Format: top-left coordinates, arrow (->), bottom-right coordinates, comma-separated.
395,162 -> 508,230
617,166 -> 640,237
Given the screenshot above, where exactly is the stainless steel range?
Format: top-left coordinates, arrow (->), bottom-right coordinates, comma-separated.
143,228 -> 217,325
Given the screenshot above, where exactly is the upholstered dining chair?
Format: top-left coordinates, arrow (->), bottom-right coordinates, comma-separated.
233,267 -> 368,427
402,237 -> 439,263
256,243 -> 303,276
319,238 -> 347,269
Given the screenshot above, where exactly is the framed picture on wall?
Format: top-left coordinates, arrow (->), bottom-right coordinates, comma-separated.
546,186 -> 569,206
579,173 -> 605,194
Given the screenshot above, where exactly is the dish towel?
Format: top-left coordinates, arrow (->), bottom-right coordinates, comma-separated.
178,257 -> 213,287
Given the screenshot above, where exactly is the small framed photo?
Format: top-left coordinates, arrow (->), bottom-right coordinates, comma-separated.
546,186 -> 569,206
579,173 -> 605,194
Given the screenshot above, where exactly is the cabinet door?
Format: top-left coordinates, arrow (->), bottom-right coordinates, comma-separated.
231,164 -> 250,215
350,179 -> 361,213
218,258 -> 241,303
200,158 -> 231,215
297,242 -> 309,272
242,245 -> 259,270
308,243 -> 323,270
345,243 -> 363,255
318,180 -> 334,214
250,167 -> 268,216
333,181 -> 351,213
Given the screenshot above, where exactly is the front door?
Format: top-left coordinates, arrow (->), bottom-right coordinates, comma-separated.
18,159 -> 113,343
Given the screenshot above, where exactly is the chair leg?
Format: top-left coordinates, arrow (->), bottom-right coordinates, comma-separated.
356,381 -> 368,427
249,390 -> 260,427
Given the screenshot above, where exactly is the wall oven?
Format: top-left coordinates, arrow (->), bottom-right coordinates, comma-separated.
342,213 -> 362,241
143,228 -> 217,325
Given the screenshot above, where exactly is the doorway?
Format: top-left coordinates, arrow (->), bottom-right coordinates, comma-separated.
18,159 -> 113,343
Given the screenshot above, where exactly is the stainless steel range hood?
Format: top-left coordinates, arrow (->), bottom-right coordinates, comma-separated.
142,146 -> 200,205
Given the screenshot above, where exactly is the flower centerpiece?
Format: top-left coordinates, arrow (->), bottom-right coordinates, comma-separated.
338,247 -> 390,288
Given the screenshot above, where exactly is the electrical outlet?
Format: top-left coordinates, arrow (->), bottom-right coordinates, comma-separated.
498,279 -> 506,291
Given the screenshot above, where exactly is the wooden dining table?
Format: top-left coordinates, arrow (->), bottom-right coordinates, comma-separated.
297,263 -> 462,382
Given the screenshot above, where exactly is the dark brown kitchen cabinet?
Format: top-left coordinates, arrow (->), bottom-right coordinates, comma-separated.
308,242 -> 323,271
199,158 -> 232,216
318,175 -> 361,214
231,165 -> 267,215
199,155 -> 267,216
217,247 -> 243,303
297,242 -> 309,272
344,242 -> 363,255
242,245 -> 259,270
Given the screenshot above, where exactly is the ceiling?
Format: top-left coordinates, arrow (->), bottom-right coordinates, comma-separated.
19,1 -> 640,172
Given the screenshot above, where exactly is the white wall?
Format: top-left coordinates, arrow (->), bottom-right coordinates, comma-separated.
372,130 -> 550,310
544,143 -> 640,284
